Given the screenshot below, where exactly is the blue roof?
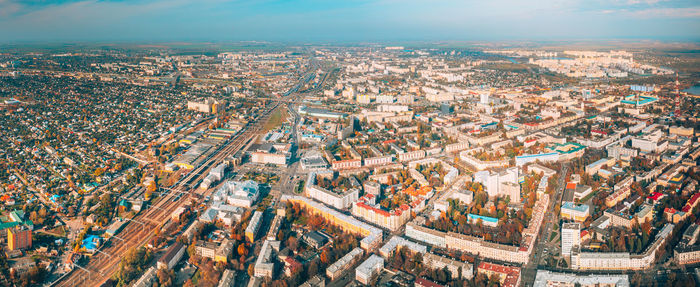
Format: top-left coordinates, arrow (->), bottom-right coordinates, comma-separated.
82,235 -> 100,251
562,202 -> 589,212
516,152 -> 559,159
621,95 -> 658,105
586,158 -> 609,169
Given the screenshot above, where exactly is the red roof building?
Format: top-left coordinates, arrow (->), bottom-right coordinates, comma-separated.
477,262 -> 521,287
647,192 -> 664,202
415,278 -> 444,287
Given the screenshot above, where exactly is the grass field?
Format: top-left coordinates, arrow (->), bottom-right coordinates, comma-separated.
550,231 -> 558,242
578,189 -> 600,204
262,108 -> 288,133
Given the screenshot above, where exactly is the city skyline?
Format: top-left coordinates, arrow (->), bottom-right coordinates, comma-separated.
0,1 -> 699,286
0,0 -> 699,43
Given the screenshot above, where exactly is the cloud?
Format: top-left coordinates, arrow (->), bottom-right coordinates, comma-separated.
0,0 -> 22,17
0,0 -> 698,41
616,7 -> 700,18
626,0 -> 667,4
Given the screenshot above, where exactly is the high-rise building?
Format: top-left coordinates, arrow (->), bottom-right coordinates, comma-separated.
8,226 -> 32,251
480,94 -> 489,104
561,222 -> 581,257
473,167 -> 521,202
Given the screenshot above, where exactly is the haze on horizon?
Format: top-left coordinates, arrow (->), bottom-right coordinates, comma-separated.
0,0 -> 699,43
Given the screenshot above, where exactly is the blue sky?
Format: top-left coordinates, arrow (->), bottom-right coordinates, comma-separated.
0,0 -> 698,42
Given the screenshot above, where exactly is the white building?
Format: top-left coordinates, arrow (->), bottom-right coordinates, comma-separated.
378,236 -> 427,258
631,129 -> 667,153
562,222 -> 581,257
406,222 -> 447,248
473,167 -> 521,202
305,172 -> 359,210
301,151 -> 329,171
254,240 -> 280,278
326,247 -> 364,280
214,180 -> 260,208
534,270 -> 630,287
355,254 -> 384,285
251,143 -> 291,166
375,95 -> 395,104
133,267 -> 157,287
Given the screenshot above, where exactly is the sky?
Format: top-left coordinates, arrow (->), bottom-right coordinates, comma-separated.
0,0 -> 699,43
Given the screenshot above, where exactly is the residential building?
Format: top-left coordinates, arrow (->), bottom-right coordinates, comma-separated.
561,222 -> 581,257
571,224 -> 674,270
378,236 -> 427,258
326,247 -> 363,280
352,195 -> 415,231
356,254 -> 384,285
423,252 -> 473,279
477,262 -> 521,287
473,167 -> 521,202
187,98 -> 223,113
282,195 -> 383,250
300,275 -> 326,287
7,226 -> 31,251
133,267 -> 157,287
406,222 -> 447,248
305,172 -> 359,210
674,223 -> 700,265
195,241 -> 218,260
585,158 -> 615,175
194,240 -> 233,264
533,270 -> 630,287
254,240 -> 280,278
218,269 -> 237,287
399,150 -> 426,162
363,181 -> 381,195
245,211 -> 263,242
158,242 -> 185,270
669,126 -> 694,137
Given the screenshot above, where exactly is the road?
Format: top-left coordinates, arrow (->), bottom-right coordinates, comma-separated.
521,163 -> 568,286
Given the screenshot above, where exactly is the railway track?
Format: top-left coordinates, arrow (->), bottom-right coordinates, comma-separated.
53,60 -> 317,286
53,103 -> 284,287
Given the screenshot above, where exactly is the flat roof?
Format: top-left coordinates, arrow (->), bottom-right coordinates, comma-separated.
562,201 -> 589,213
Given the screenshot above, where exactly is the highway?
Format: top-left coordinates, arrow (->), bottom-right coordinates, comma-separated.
52,59 -> 319,287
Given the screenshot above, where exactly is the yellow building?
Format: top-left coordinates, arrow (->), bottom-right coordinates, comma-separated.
560,202 -> 590,222
670,126 -> 694,137
8,226 -> 32,251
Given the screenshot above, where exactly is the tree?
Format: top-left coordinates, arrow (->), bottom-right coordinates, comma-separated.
247,264 -> 255,277
287,236 -> 298,252
237,243 -> 248,257
157,267 -> 175,287
307,260 -> 319,277
320,249 -> 330,264
145,180 -> 157,200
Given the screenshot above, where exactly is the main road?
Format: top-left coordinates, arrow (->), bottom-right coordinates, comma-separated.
521,163 -> 568,286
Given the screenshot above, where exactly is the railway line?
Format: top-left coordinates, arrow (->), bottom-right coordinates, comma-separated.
54,109 -> 281,286
51,62 -> 316,287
